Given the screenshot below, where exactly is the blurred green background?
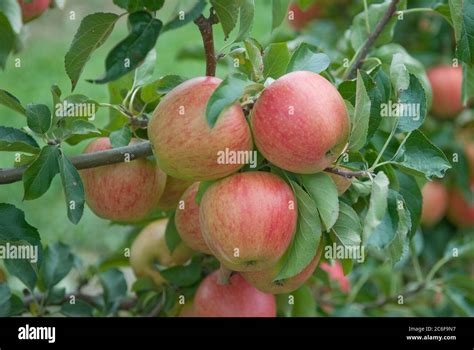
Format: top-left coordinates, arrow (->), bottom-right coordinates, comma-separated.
0,0 -> 275,258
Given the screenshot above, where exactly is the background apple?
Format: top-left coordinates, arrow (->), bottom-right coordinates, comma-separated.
80,138 -> 167,222
149,77 -> 253,181
18,0 -> 50,23
130,219 -> 194,285
194,270 -> 276,317
427,65 -> 463,119
320,261 -> 350,293
175,182 -> 211,254
447,180 -> 474,228
242,243 -> 322,294
251,71 -> 349,174
287,1 -> 322,30
421,181 -> 449,226
200,172 -> 297,271
157,176 -> 193,211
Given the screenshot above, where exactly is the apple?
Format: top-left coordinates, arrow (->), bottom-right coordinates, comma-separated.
149,77 -> 253,181
320,261 -> 350,293
251,71 -> 349,174
194,270 -> 276,317
80,138 -> 167,222
178,301 -> 197,317
464,140 -> 474,177
447,180 -> 474,228
287,1 -> 322,30
421,181 -> 449,226
157,176 -> 193,211
242,243 -> 322,294
130,219 -> 194,285
200,172 -> 297,271
328,170 -> 352,195
18,0 -> 50,23
175,182 -> 211,254
427,65 -> 463,119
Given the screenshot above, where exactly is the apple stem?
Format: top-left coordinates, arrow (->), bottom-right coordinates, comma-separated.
194,9 -> 219,77
217,265 -> 233,285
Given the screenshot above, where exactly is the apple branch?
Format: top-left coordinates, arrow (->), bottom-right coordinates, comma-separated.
0,141 -> 153,185
324,167 -> 374,179
344,0 -> 400,80
194,10 -> 219,77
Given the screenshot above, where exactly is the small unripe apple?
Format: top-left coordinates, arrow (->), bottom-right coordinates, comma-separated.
157,176 -> 194,211
287,2 -> 322,30
194,271 -> 276,317
447,180 -> 474,228
200,172 -> 297,271
242,243 -> 322,294
175,182 -> 211,254
320,261 -> 350,293
149,77 -> 253,181
130,219 -> 194,285
251,71 -> 349,174
18,0 -> 50,23
427,65 -> 463,119
421,181 -> 449,226
80,138 -> 167,222
328,170 -> 352,195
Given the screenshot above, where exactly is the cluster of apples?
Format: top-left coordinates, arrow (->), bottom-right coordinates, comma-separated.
420,65 -> 474,228
80,70 -> 350,317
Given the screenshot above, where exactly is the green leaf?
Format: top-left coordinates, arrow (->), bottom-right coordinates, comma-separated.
195,180 -> 215,204
0,89 -> 26,114
390,53 -> 410,92
433,3 -> 453,26
0,0 -> 22,34
211,0 -> 240,40
286,43 -> 330,74
445,287 -> 473,316
133,49 -> 157,88
99,268 -> 127,314
263,42 -> 290,79
362,172 -> 389,245
23,145 -> 61,200
0,203 -> 41,245
206,73 -> 249,128
60,299 -> 94,317
397,172 -> 422,237
0,13 -> 15,69
395,74 -> 426,132
272,0 -> 291,31
364,67 -> 391,140
39,242 -> 74,290
58,152 -> 85,224
291,285 -> 316,317
349,71 -> 371,151
275,181 -> 321,280
26,104 -> 51,135
350,1 -> 399,51
450,144 -> 473,202
165,212 -> 181,253
0,283 -> 11,317
141,75 -> 185,102
89,12 -> 162,84
162,0 -> 206,32
462,62 -> 474,105
106,73 -> 133,130
142,0 -> 165,11
109,125 -> 132,149
4,259 -> 38,291
393,130 -> 451,180
300,173 -> 339,231
234,0 -> 255,42
0,126 -> 39,154
244,38 -> 264,81
450,0 -> 474,64
161,261 -> 202,287
65,12 -> 119,91
330,202 -> 362,249
61,120 -> 100,142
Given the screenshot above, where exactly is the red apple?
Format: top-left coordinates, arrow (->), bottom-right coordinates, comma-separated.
447,180 -> 474,228
175,182 -> 211,254
80,138 -> 166,222
130,219 -> 194,285
194,271 -> 276,317
18,0 -> 50,23
421,181 -> 449,227
157,176 -> 193,211
149,77 -> 253,181
251,71 -> 349,174
287,2 -> 322,30
320,261 -> 350,293
427,65 -> 463,119
242,243 -> 322,294
200,172 -> 297,271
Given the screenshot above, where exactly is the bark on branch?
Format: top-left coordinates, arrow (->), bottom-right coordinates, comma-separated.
194,11 -> 219,77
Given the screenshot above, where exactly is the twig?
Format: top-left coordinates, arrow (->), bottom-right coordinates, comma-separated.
324,167 -> 373,179
362,282 -> 426,310
0,141 -> 153,185
194,10 -> 219,77
344,0 -> 400,80
217,265 -> 233,285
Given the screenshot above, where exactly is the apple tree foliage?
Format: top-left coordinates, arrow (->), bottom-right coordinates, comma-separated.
0,0 -> 473,317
